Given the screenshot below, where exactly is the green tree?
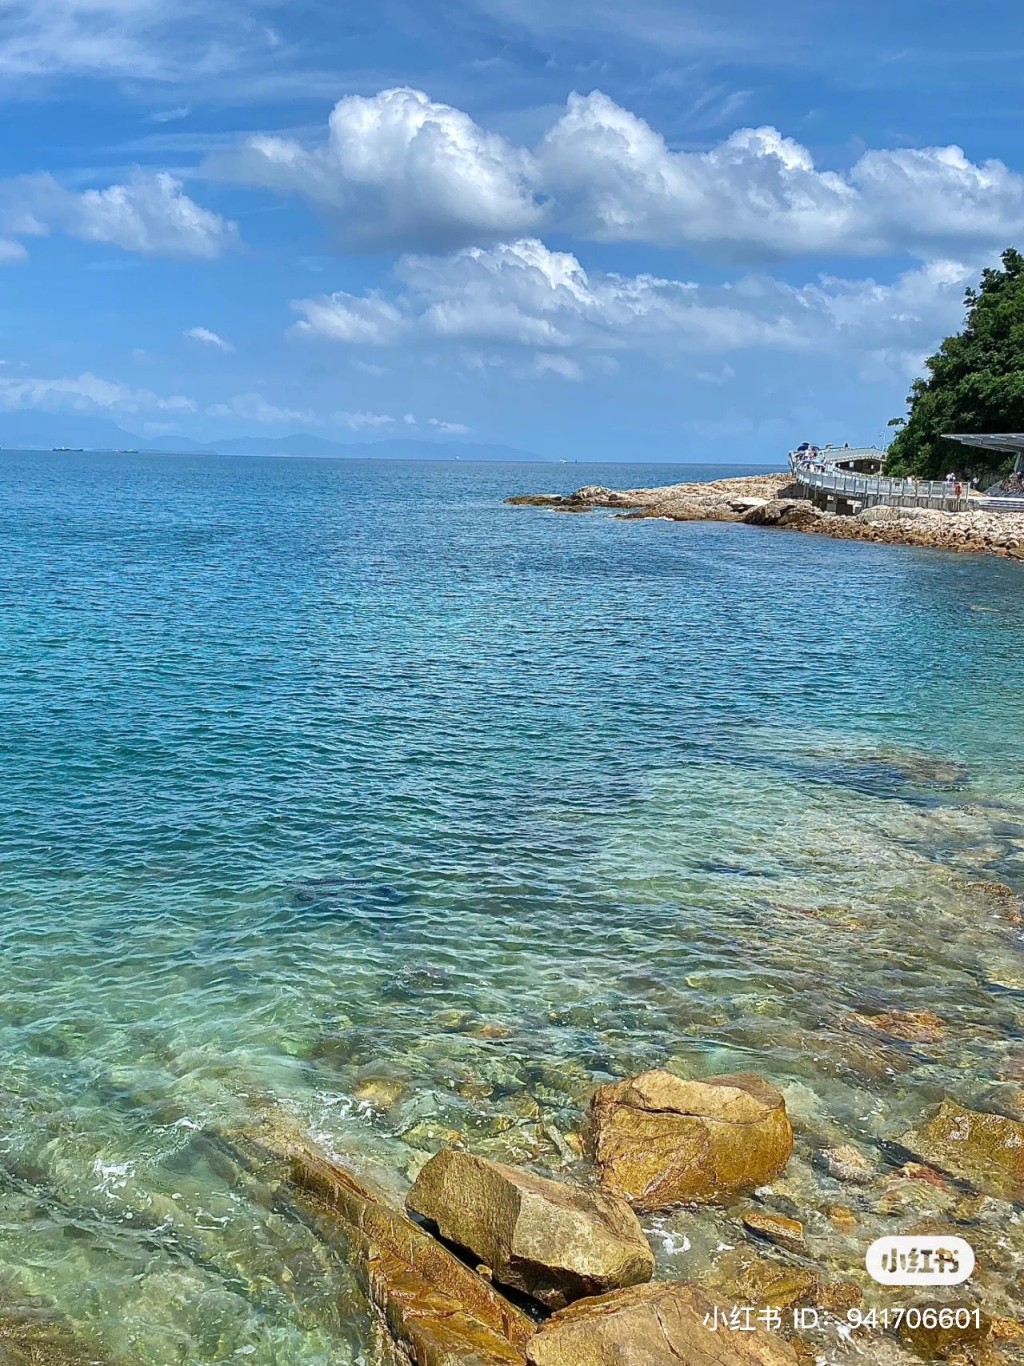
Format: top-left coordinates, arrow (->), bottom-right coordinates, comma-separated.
886,247 -> 1024,479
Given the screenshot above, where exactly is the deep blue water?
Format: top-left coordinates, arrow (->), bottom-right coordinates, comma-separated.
0,450 -> 1022,1363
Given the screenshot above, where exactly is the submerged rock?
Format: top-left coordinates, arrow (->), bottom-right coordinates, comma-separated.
814,1144 -> 877,1185
407,1149 -> 654,1310
0,1300 -> 114,1366
590,1070 -> 793,1210
898,1301 -> 992,1361
850,1008 -> 947,1044
740,1210 -> 805,1252
226,1119 -> 533,1365
525,1282 -> 800,1365
898,1099 -> 1024,1201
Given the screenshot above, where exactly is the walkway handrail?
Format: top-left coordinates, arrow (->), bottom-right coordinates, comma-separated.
789,459 -> 969,511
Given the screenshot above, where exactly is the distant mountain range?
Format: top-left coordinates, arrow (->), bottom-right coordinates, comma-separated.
0,414 -> 544,462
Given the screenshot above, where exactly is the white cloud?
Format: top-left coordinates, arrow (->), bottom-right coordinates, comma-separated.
291,238 -> 981,376
336,410 -> 396,429
212,85 -> 541,251
185,325 -> 233,351
206,393 -> 315,426
0,370 -> 196,414
533,353 -> 584,380
0,0 -> 277,82
0,170 -> 236,259
0,237 -> 28,263
151,105 -> 192,124
290,290 -> 409,345
217,85 -> 1024,262
539,92 -> 1024,260
426,417 -> 470,434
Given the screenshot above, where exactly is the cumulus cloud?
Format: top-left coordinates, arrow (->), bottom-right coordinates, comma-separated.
185,326 -> 233,350
0,170 -> 236,259
294,237 -> 801,357
217,85 -> 1024,262
291,237 -> 980,377
539,92 -> 1024,260
216,86 -> 540,251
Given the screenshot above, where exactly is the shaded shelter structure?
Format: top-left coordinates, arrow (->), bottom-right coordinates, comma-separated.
946,433 -> 1024,476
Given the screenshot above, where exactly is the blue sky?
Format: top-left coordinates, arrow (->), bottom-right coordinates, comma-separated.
0,0 -> 1021,460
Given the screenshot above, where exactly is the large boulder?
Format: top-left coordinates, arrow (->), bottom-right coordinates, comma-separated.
591,1071 -> 793,1210
525,1282 -> 799,1366
898,1099 -> 1024,1200
407,1149 -> 654,1310
224,1119 -> 533,1366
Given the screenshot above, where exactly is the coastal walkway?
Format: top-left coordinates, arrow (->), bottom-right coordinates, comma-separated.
791,463 -> 968,513
792,463 -> 1024,514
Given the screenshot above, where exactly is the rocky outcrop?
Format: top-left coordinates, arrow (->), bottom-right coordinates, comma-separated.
898,1099 -> 1024,1201
508,471 -> 1024,559
590,1070 -> 793,1210
407,1149 -> 654,1310
524,1282 -> 800,1365
505,474 -> 794,525
227,1119 -> 533,1366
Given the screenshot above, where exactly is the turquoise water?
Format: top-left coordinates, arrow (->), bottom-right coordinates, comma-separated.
1,450 -> 1023,1362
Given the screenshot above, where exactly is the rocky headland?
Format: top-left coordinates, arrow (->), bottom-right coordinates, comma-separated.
507,474 -> 1024,560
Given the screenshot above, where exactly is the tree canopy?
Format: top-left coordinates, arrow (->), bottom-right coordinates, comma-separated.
885,248 -> 1024,479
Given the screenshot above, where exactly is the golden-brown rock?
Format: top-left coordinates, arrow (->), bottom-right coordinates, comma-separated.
228,1120 -> 533,1366
898,1099 -> 1024,1200
525,1282 -> 800,1365
740,1210 -> 804,1252
898,1302 -> 991,1360
850,1009 -> 946,1044
591,1070 -> 793,1210
407,1149 -> 654,1310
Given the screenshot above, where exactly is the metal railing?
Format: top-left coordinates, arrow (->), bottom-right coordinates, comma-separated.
790,462 -> 968,511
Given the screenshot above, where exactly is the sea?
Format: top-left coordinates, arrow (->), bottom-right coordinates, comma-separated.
0,449 -> 1023,1363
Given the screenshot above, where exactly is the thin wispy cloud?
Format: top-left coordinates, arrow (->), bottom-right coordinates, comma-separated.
184,326 -> 233,351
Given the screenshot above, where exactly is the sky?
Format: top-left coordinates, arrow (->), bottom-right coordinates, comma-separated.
0,0 -> 1021,461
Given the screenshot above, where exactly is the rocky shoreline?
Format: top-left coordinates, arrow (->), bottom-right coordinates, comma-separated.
507,474 -> 1024,560
216,1060 -> 1024,1366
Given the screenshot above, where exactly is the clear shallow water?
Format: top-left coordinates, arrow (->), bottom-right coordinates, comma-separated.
1,450 -> 1023,1362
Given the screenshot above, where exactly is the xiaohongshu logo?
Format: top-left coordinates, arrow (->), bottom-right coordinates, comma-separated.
866,1236 -> 975,1286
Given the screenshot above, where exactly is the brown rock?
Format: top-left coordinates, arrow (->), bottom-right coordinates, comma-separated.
826,1204 -> 857,1232
707,1251 -> 822,1313
468,1021 -> 517,1040
225,1120 -> 533,1365
815,1144 -> 875,1184
407,1149 -> 654,1310
0,1304 -> 114,1366
898,1303 -> 991,1360
525,1282 -> 800,1366
741,1210 -> 804,1252
353,1076 -> 408,1111
591,1070 -> 793,1210
851,1009 -> 946,1044
898,1099 -> 1024,1200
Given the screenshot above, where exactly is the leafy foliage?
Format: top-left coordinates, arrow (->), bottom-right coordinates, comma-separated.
886,248 -> 1024,479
